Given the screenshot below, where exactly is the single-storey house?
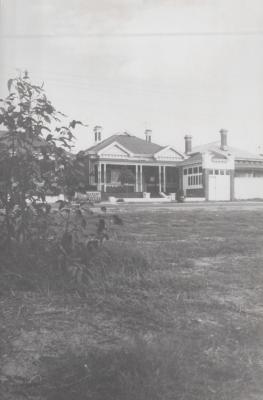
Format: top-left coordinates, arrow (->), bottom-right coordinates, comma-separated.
85,127 -> 185,197
84,127 -> 263,201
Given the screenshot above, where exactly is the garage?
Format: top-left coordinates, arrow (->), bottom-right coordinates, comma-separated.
234,177 -> 263,200
208,174 -> 230,201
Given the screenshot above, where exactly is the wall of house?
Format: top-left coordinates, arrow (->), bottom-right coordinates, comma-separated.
186,188 -> 205,197
235,169 -> 263,178
182,164 -> 204,196
234,177 -> 263,199
202,153 -> 235,170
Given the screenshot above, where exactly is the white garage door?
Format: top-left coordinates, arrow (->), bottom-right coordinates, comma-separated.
208,175 -> 230,201
234,177 -> 263,199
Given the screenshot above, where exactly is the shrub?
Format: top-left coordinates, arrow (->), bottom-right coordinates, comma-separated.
0,72 -> 87,246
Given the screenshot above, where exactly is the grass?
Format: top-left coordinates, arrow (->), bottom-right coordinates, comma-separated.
0,203 -> 263,399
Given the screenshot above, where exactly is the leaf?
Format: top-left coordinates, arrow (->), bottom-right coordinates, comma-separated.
60,126 -> 70,132
43,115 -> 51,123
69,120 -> 83,129
7,79 -> 13,91
58,137 -> 71,148
41,126 -> 51,132
57,111 -> 67,117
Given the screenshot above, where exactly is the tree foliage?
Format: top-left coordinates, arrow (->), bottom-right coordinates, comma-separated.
0,72 -> 85,243
0,72 -> 123,291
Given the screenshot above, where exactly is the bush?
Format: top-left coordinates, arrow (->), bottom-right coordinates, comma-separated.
0,72 -> 87,246
0,202 -> 126,292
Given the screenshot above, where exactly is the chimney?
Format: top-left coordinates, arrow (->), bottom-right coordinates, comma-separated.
94,126 -> 102,144
184,135 -> 192,155
220,129 -> 228,150
145,129 -> 152,143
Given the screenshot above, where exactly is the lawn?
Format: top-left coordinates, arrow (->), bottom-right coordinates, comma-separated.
1,203 -> 263,400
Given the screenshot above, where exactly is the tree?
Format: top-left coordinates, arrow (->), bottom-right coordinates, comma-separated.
0,71 -> 84,243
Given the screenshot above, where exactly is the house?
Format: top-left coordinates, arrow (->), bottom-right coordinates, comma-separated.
183,130 -> 263,201
84,127 -> 263,201
84,127 -> 185,198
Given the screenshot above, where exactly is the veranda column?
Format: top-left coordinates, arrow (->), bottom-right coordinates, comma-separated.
163,166 -> 166,193
158,166 -> 162,193
97,162 -> 101,191
203,169 -> 209,201
178,166 -> 183,192
104,163 -> 107,192
135,165 -> 138,192
140,165 -> 143,192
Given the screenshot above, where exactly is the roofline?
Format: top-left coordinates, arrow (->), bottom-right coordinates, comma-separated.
97,140 -> 134,157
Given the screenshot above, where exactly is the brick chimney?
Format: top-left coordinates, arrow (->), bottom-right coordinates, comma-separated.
184,135 -> 192,155
145,129 -> 152,143
94,126 -> 102,144
220,129 -> 228,150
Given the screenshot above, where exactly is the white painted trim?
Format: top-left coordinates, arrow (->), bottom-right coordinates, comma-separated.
154,145 -> 185,160
97,141 -> 134,157
94,161 -> 179,167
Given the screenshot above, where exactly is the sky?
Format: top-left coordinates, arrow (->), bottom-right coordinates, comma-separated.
0,0 -> 263,154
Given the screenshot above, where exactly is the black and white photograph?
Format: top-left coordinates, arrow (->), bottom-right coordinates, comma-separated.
0,1 -> 263,399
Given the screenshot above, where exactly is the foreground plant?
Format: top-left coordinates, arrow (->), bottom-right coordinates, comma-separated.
0,71 -> 85,244
0,72 -> 124,290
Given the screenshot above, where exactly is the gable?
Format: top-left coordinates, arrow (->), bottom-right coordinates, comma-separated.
154,146 -> 184,160
211,151 -> 228,160
98,142 -> 132,158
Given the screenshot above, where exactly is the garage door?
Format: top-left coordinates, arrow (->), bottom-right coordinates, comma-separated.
208,175 -> 230,201
234,177 -> 263,199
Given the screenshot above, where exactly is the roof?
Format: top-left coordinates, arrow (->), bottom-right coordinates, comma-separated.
180,152 -> 202,165
191,141 -> 263,161
86,133 -> 163,155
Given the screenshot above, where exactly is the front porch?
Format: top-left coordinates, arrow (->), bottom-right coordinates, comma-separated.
91,163 -> 179,197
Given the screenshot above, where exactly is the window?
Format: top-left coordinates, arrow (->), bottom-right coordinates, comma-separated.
226,170 -> 230,175
220,170 -> 225,175
185,165 -> 203,188
215,170 -> 219,175
209,169 -> 214,175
